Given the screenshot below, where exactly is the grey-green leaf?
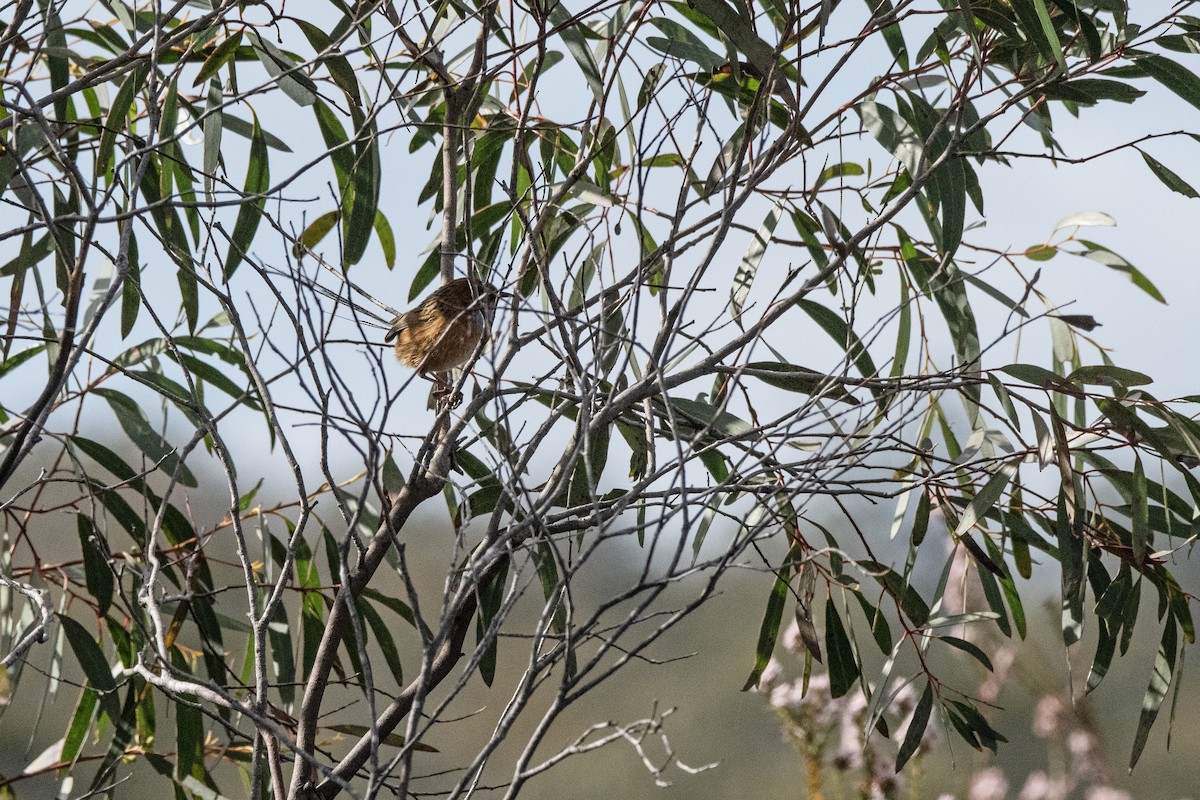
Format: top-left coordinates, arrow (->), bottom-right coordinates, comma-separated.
741,570 -> 788,691
1139,151 -> 1199,199
825,597 -> 860,698
895,681 -> 933,772
1129,618 -> 1177,770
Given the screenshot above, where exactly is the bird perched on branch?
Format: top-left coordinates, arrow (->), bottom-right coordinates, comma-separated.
385,277 -> 500,407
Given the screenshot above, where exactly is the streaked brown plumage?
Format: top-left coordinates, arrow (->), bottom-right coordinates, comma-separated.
385,278 -> 497,402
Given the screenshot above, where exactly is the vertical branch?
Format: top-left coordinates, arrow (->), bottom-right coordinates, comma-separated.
440,88 -> 461,282
286,474 -> 442,798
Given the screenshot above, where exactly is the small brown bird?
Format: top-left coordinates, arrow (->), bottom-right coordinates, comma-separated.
385,277 -> 498,404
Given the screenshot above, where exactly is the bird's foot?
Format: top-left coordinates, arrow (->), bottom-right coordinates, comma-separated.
430,380 -> 463,410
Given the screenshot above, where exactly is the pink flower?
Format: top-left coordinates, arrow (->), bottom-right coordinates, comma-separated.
832,713 -> 863,771
943,545 -> 970,616
969,767 -> 1010,800
891,682 -> 917,716
758,658 -> 783,690
1085,788 -> 1131,800
980,647 -> 1016,703
769,682 -> 798,711
782,620 -> 804,653
1018,771 -> 1055,800
1069,729 -> 1103,781
1032,695 -> 1065,738
1068,729 -> 1098,758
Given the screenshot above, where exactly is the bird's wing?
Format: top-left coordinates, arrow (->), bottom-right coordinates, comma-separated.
384,311 -> 415,342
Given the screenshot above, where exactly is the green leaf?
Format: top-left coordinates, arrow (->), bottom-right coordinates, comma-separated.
998,363 -> 1082,396
1139,54 -> 1200,113
999,567 -> 1027,639
90,480 -> 147,545
975,559 -> 1012,636
1139,151 -> 1199,199
730,199 -> 783,327
374,211 -> 396,270
1157,33 -> 1200,55
895,681 -> 933,772
954,462 -> 1016,537
646,19 -> 724,71
295,20 -> 361,104
88,685 -> 138,792
988,372 -> 1019,430
825,597 -> 860,698
741,569 -> 788,690
1024,244 -> 1057,261
740,362 -> 860,405
295,210 -> 340,256
139,154 -> 193,274
857,101 -> 922,177
0,235 -> 54,278
797,300 -> 882,399
900,238 -> 980,407
344,112 -> 380,267
1009,0 -> 1066,68
223,114 -> 269,276
171,352 -> 256,406
475,559 -> 509,686
312,102 -> 350,196
860,561 -> 930,627
121,233 -> 140,338
172,649 -> 205,782
1130,618 -> 1178,770
940,635 -> 994,671
547,2 -> 604,101
1040,78 -> 1145,104
76,516 -> 114,616
948,699 -> 1008,752
703,122 -> 747,198
409,253 -> 439,302
865,0 -> 908,69
61,687 -> 99,766
251,31 -> 317,107
566,423 -> 612,505
382,450 -> 405,496
853,592 -> 892,655
936,156 -> 966,255
262,588 -> 295,706
1056,491 -> 1085,647
203,79 -> 223,197
815,161 -> 865,189
0,345 -> 46,378
97,67 -> 145,181
193,31 -> 243,87
638,63 -> 666,110
94,388 -> 198,487
1067,364 -> 1152,388
1087,570 -> 1128,693
689,0 -> 792,105
358,597 -> 404,684
59,615 -> 116,693
178,264 -> 200,333
1131,454 -> 1150,568
911,489 -> 931,547
221,113 -> 292,152
1073,239 -> 1166,304
665,396 -> 753,438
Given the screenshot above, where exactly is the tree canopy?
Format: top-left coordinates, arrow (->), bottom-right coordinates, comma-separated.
1,1 -> 1199,798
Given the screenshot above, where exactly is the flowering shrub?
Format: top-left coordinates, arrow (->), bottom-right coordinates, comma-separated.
760,621 -> 939,799
762,620 -> 1188,800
